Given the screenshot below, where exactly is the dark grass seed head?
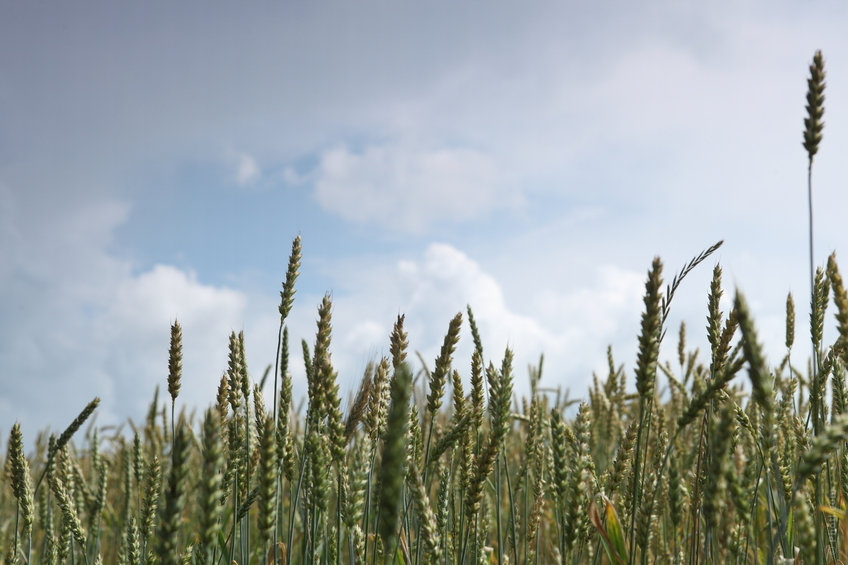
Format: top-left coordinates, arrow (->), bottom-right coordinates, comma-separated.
216,373 -> 229,420
828,254 -> 848,354
344,368 -> 372,443
467,304 -> 485,358
227,333 -> 243,411
8,423 -> 34,536
167,321 -> 182,403
470,348 -> 485,430
706,264 -> 724,353
48,466 -> 86,550
55,398 -> 101,457
140,455 -> 161,541
427,312 -> 462,416
253,384 -> 266,432
279,235 -> 302,322
390,314 -> 409,370
366,358 -> 391,442
635,258 -> 664,400
786,292 -> 796,350
811,266 -> 830,351
451,369 -> 465,419
237,331 -> 250,406
803,50 -> 826,161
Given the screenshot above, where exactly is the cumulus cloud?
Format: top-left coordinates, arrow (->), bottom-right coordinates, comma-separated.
533,265 -> 646,337
313,142 -> 514,232
3,1 -> 845,436
0,192 -> 259,434
322,242 -> 646,398
95,265 -> 249,422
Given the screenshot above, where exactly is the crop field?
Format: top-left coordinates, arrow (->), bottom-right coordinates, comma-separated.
1,53 -> 845,565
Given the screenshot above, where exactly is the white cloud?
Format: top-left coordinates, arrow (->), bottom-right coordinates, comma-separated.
321,243 -> 646,398
314,142 -> 513,232
533,265 -> 646,336
0,194 -> 262,435
237,153 -> 261,186
3,1 -> 847,436
225,150 -> 261,187
96,265 -> 249,421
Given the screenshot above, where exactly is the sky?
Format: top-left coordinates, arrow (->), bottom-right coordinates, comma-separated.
1,0 -> 847,438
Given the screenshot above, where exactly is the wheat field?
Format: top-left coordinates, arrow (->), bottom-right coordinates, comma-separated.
1,52 -> 844,565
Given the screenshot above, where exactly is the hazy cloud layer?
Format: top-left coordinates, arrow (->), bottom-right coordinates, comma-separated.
314,143 -> 507,232
1,0 -> 847,435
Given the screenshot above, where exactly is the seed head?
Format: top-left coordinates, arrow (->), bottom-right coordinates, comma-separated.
168,320 -> 182,403
803,50 -> 826,161
279,235 -> 302,322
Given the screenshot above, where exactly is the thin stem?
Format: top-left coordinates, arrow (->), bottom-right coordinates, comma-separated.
503,454 -> 519,565
495,456 -> 503,565
808,162 -> 815,347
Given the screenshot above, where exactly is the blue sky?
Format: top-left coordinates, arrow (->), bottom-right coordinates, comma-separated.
1,0 -> 846,436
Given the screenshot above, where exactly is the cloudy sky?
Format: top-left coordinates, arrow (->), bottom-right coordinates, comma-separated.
1,0 -> 846,436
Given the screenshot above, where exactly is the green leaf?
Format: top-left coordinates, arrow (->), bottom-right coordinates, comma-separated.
604,497 -> 628,561
589,497 -> 628,565
217,530 -> 228,558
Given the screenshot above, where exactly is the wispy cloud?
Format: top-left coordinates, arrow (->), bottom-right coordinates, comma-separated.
236,153 -> 261,186
226,150 -> 262,187
314,141 -> 512,232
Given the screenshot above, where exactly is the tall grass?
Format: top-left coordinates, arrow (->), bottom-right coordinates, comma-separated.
1,51 -> 843,565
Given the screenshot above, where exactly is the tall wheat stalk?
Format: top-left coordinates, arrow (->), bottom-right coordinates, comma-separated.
802,49 -> 827,565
